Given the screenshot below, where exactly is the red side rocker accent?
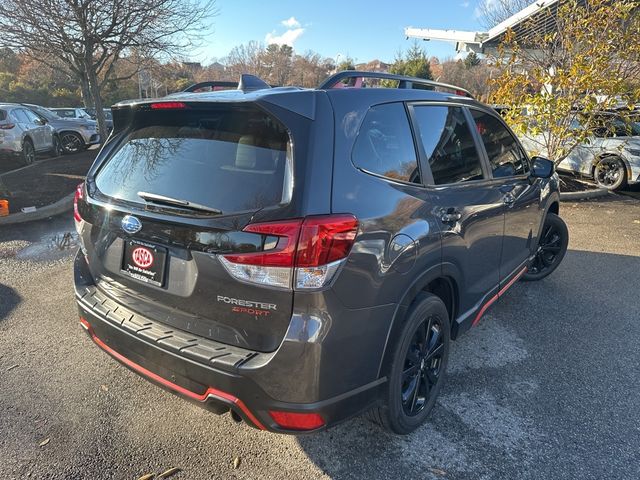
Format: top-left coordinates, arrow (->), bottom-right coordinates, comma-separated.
472,266 -> 528,327
79,317 -> 266,430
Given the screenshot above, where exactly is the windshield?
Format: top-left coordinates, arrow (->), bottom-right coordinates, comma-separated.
574,114 -> 640,137
95,105 -> 293,215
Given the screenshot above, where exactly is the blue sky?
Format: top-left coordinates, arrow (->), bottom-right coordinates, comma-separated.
193,0 -> 488,64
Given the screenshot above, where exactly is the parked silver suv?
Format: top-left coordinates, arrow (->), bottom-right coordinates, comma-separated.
24,104 -> 100,153
0,104 -> 61,165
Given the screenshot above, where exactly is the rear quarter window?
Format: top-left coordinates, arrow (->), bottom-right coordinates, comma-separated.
95,105 -> 293,215
351,103 -> 421,184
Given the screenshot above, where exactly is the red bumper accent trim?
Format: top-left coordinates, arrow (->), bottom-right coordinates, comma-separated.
472,266 -> 528,327
79,317 -> 266,430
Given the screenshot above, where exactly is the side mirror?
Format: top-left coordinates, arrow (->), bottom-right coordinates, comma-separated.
34,117 -> 46,126
530,156 -> 554,179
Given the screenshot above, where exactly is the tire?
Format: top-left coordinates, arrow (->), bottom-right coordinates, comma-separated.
594,157 -> 627,190
22,139 -> 35,165
521,212 -> 568,281
49,135 -> 63,158
60,132 -> 85,154
368,292 -> 450,434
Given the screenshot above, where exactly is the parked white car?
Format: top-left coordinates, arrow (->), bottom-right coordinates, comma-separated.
0,104 -> 61,165
521,113 -> 640,190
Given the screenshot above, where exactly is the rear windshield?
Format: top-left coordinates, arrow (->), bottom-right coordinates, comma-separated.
95,105 -> 292,215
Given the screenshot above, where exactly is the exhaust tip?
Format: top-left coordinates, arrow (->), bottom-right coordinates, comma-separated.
230,410 -> 243,423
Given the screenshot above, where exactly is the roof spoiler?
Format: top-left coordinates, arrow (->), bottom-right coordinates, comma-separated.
318,70 -> 474,98
183,75 -> 273,94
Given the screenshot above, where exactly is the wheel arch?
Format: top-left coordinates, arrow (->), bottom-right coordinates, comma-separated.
376,265 -> 461,378
58,129 -> 84,139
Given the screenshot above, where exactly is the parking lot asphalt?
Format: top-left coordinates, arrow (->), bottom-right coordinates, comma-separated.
1,196 -> 639,480
1,149 -> 98,213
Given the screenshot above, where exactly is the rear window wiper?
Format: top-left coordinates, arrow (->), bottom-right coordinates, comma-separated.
137,191 -> 223,215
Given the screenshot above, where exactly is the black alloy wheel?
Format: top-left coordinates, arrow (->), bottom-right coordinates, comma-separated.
401,315 -> 445,416
522,212 -> 568,281
368,292 -> 450,434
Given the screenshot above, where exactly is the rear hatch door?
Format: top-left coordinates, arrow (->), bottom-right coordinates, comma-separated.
81,101 -> 306,352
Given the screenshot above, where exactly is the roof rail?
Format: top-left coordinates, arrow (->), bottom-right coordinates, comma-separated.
318,71 -> 473,98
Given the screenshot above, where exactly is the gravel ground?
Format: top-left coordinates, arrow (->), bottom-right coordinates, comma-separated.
1,197 -> 639,480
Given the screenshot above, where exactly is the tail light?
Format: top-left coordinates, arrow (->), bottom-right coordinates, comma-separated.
269,411 -> 325,431
73,182 -> 84,224
150,102 -> 187,110
0,123 -> 15,130
219,214 -> 358,290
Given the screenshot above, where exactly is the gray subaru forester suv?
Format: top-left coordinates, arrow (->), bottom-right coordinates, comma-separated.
74,72 -> 567,434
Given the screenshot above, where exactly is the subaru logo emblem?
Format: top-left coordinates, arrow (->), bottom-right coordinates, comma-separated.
121,215 -> 142,234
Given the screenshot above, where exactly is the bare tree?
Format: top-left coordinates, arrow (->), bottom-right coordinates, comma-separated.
224,41 -> 268,80
0,0 -> 216,140
261,44 -> 293,86
477,0 -> 533,29
290,51 -> 334,88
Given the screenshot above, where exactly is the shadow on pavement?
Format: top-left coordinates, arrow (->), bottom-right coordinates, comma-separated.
0,283 -> 21,322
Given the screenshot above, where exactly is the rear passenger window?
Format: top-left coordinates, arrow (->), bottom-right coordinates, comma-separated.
413,106 -> 484,185
23,110 -> 40,123
12,109 -> 29,123
471,109 -> 529,177
352,103 -> 420,184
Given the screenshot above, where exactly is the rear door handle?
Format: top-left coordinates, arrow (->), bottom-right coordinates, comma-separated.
440,208 -> 462,223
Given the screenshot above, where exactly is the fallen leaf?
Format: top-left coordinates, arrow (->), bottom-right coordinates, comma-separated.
429,467 -> 447,476
6,364 -> 19,371
158,467 -> 180,479
100,385 -> 109,392
633,220 -> 640,224
137,474 -> 154,480
233,457 -> 241,469
38,438 -> 50,447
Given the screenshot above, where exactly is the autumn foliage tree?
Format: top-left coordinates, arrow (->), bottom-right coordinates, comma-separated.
389,42 -> 432,80
490,0 -> 640,165
0,0 -> 216,139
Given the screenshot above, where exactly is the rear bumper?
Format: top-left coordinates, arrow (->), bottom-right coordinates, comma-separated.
74,251 -> 384,433
0,137 -> 22,154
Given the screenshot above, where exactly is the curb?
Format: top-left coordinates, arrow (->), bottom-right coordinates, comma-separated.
560,188 -> 610,201
0,192 -> 74,226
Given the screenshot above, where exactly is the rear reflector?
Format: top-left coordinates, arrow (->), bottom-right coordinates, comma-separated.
150,102 -> 187,110
73,182 -> 84,223
220,215 -> 358,290
0,123 -> 15,130
269,411 -> 325,431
